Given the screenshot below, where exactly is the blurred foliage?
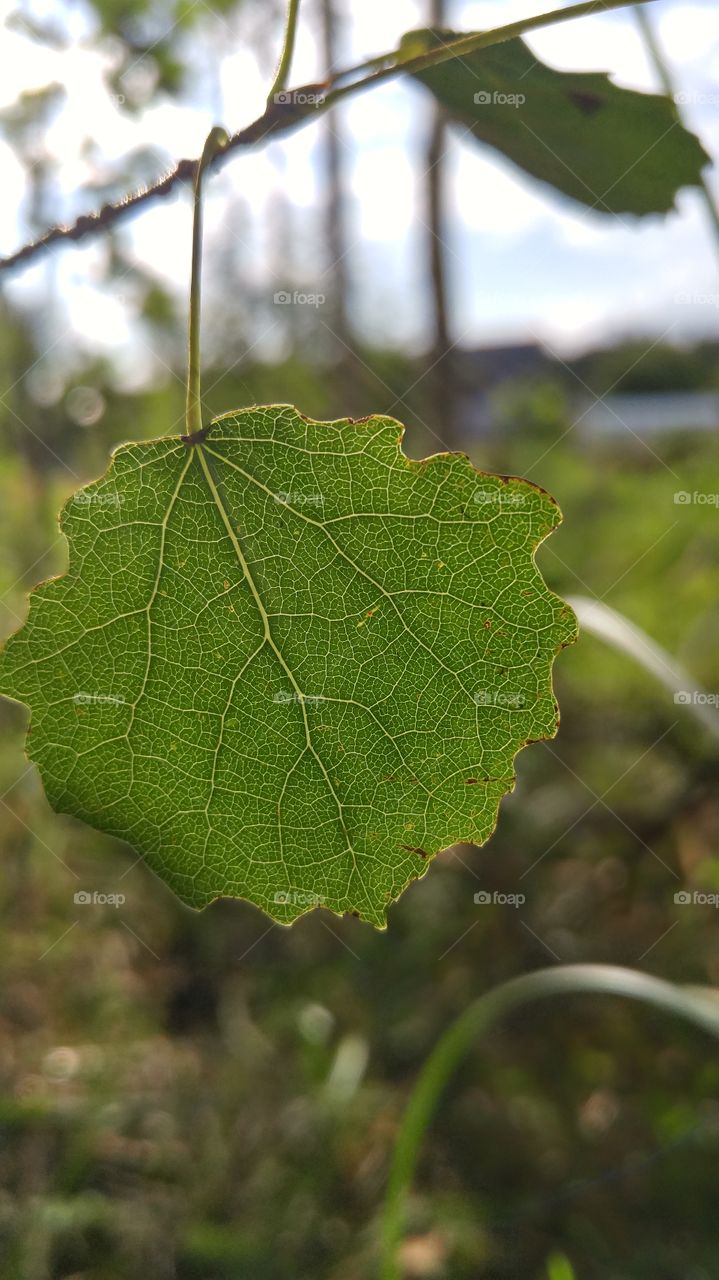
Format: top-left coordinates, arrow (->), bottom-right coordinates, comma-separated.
404,28 -> 710,215
0,0 -> 266,243
572,340 -> 719,395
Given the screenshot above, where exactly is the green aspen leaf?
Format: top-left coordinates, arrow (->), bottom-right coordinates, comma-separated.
0,407 -> 575,926
400,29 -> 710,215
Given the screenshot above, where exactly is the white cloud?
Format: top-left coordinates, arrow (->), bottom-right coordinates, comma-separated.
351,146 -> 417,242
452,145 -> 552,239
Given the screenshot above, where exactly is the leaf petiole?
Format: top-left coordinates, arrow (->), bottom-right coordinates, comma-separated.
267,0 -> 302,105
184,125 -> 229,445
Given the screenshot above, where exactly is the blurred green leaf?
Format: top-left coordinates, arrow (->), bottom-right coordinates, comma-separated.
0,83 -> 65,141
401,28 -> 710,215
546,1252 -> 577,1280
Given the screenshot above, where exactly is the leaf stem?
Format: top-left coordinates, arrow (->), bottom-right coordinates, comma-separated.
184,126 -> 229,443
379,963 -> 719,1280
267,0 -> 302,105
327,0 -> 659,108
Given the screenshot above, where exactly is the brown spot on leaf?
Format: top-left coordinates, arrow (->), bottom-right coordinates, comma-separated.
401,845 -> 429,859
568,89 -> 604,116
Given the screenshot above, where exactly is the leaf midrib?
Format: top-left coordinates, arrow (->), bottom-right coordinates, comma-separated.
193,443 -> 370,911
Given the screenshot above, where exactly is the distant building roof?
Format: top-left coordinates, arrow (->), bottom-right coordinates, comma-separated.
456,343 -> 552,388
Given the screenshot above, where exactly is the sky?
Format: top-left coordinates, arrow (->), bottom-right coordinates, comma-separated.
0,0 -> 718,377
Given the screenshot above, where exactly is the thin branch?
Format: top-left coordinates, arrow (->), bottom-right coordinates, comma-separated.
634,5 -> 719,254
267,0 -> 302,104
0,106 -> 304,274
0,0 -> 657,275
